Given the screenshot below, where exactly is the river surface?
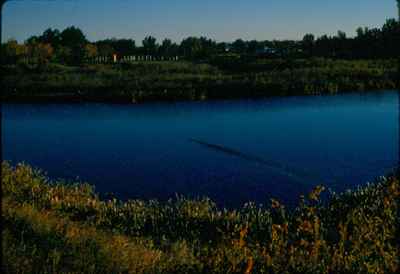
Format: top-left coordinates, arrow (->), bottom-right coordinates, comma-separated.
2,90 -> 399,208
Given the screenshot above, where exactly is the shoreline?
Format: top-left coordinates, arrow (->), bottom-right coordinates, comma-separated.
3,161 -> 400,273
1,87 -> 397,104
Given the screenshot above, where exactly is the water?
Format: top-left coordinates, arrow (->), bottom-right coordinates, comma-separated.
2,90 -> 399,208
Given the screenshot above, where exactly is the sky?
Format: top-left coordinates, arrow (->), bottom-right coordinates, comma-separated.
3,0 -> 398,43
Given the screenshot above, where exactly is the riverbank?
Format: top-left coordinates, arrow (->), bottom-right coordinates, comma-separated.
2,161 -> 399,273
2,59 -> 398,103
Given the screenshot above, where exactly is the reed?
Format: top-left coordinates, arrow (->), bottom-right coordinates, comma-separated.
2,161 -> 399,273
1,59 -> 397,103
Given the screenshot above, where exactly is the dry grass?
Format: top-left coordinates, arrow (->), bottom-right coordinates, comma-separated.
2,161 -> 399,273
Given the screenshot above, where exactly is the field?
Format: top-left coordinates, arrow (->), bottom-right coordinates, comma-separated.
1,58 -> 398,102
2,161 -> 399,273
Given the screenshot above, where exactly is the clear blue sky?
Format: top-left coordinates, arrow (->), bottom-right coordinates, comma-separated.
3,0 -> 397,43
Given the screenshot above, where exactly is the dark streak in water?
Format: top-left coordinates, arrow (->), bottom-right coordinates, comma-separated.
189,138 -> 315,184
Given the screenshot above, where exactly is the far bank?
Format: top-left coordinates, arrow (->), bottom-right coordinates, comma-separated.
1,59 -> 398,103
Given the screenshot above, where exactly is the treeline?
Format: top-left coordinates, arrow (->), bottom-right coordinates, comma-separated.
2,19 -> 399,66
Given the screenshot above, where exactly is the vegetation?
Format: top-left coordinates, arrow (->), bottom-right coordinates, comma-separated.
2,19 -> 399,64
2,58 -> 397,102
2,161 -> 399,273
1,18 -> 398,102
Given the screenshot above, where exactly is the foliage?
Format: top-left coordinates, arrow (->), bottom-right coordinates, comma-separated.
95,38 -> 136,56
59,26 -> 87,49
2,18 -> 399,66
27,42 -> 54,65
84,43 -> 98,59
142,36 -> 158,55
2,161 -> 399,273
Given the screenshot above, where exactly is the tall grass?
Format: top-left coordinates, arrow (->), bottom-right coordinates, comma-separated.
2,161 -> 399,273
1,59 -> 397,102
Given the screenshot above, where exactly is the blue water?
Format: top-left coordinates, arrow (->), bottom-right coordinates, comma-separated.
2,90 -> 399,208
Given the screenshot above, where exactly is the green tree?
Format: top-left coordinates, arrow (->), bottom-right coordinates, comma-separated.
231,39 -> 246,54
60,26 -> 87,48
142,36 -> 158,55
198,37 -> 217,58
59,26 -> 87,64
39,28 -> 61,48
159,38 -> 172,56
96,39 -> 136,56
55,46 -> 72,64
302,34 -> 315,57
247,40 -> 260,54
180,37 -> 201,59
336,30 -> 347,40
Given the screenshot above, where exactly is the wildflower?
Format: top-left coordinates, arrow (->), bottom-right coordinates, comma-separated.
309,185 -> 325,201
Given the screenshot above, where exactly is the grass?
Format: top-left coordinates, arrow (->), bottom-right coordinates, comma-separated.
1,58 -> 398,102
2,161 -> 399,273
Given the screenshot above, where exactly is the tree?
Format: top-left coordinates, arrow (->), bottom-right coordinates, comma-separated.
84,43 -> 98,59
39,28 -> 61,48
3,39 -> 28,64
96,39 -> 136,56
59,26 -> 87,64
216,42 -> 228,53
333,31 -> 350,58
60,26 -> 87,48
247,40 -> 260,54
55,46 -> 72,64
315,35 -> 331,57
381,19 -> 399,58
113,39 -> 136,56
142,36 -> 158,55
27,42 -> 54,65
159,38 -> 172,56
397,0 -> 400,21
4,39 -> 19,61
356,27 -> 365,38
180,37 -> 202,59
26,35 -> 39,45
193,37 -> 217,58
97,43 -> 114,56
302,34 -> 315,57
231,39 -> 247,54
336,30 -> 347,40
